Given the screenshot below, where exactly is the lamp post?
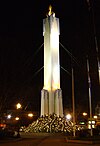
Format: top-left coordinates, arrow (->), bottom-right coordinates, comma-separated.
16,103 -> 22,137
87,59 -> 93,136
86,0 -> 100,83
72,68 -> 76,137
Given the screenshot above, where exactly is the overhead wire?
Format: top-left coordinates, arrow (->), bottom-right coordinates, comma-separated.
60,66 -> 71,76
59,42 -> 80,67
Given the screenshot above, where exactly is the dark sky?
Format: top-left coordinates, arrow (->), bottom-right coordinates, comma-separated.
0,0 -> 100,114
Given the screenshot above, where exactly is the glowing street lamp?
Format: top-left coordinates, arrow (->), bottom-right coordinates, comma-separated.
15,117 -> 19,121
28,113 -> 33,118
93,115 -> 97,119
66,114 -> 72,120
7,114 -> 11,119
16,103 -> 22,109
83,112 -> 87,116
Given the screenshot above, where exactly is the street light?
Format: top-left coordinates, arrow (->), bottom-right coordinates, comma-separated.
7,114 -> 11,119
16,103 -> 22,109
28,113 -> 33,118
66,114 -> 72,120
15,117 -> 20,121
83,112 -> 88,116
93,115 -> 97,119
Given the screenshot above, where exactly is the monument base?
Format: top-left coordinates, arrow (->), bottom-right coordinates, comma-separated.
24,113 -> 73,133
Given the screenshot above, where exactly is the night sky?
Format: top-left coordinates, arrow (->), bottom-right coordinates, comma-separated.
0,0 -> 100,115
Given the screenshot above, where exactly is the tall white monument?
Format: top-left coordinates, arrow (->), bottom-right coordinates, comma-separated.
41,6 -> 63,117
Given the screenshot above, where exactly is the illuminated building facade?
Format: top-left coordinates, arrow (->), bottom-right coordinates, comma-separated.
41,6 -> 63,117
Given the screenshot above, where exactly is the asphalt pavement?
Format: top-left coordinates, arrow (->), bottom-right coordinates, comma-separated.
0,132 -> 100,146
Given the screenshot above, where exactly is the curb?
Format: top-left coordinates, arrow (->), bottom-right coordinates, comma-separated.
66,138 -> 100,144
0,137 -> 23,144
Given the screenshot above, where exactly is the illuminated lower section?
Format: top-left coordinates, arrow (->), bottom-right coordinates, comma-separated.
41,89 -> 63,117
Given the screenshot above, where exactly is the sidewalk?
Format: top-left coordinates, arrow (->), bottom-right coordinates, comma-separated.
66,137 -> 100,144
0,137 -> 23,144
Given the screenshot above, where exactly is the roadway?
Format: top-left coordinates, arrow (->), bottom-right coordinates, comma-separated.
0,132 -> 100,146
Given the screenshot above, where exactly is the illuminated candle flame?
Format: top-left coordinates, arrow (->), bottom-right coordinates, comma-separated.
48,5 -> 52,16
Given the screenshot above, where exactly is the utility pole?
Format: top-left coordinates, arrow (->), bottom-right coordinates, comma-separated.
72,67 -> 76,137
